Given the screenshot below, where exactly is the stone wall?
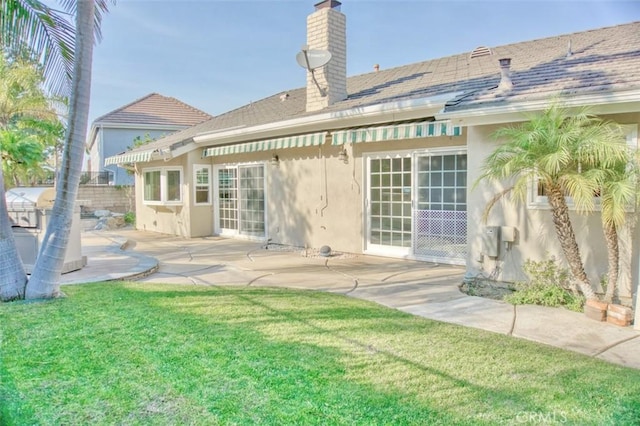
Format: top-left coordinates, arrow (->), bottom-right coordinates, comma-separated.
77,186 -> 135,214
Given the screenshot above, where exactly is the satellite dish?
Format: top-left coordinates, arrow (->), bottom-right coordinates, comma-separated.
296,48 -> 332,70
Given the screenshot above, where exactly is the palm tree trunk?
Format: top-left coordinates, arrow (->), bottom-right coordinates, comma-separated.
0,165 -> 27,301
603,221 -> 618,303
26,1 -> 95,299
546,186 -> 596,299
617,214 -> 636,300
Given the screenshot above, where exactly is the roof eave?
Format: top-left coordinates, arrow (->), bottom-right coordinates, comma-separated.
436,88 -> 640,126
89,121 -> 191,131
192,92 -> 462,148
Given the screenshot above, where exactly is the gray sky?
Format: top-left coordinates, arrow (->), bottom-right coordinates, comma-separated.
89,0 -> 640,123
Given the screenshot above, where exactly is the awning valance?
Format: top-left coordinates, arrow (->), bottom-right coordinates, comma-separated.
331,120 -> 462,145
202,132 -> 328,158
104,150 -> 154,166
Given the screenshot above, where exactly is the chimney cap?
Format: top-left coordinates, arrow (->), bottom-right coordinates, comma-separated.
499,58 -> 512,67
314,0 -> 341,11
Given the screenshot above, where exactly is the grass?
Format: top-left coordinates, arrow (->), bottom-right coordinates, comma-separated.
1,283 -> 639,425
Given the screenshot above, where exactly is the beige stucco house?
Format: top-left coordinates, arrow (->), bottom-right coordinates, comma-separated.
106,1 -> 640,326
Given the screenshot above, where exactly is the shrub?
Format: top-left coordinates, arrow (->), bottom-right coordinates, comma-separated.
505,258 -> 585,312
124,211 -> 135,225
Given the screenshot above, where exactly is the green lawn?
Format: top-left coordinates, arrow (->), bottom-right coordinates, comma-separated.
1,283 -> 639,425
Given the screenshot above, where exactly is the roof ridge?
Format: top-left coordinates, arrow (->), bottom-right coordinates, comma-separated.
92,93 -> 159,123
161,95 -> 213,120
92,92 -> 212,125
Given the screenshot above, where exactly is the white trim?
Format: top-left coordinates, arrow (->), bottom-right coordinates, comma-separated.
212,162 -> 268,242
91,122 -> 189,131
363,151 -> 413,258
436,89 -> 640,126
363,147 -> 468,264
194,93 -> 461,147
412,148 -> 468,265
142,166 -> 183,206
193,164 -> 212,206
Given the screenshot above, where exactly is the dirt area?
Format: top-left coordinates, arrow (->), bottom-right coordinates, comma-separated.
459,279 -> 515,301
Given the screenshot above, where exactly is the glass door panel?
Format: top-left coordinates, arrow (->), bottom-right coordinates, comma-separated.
215,164 -> 265,239
218,168 -> 238,232
239,165 -> 265,237
367,156 -> 412,255
414,153 -> 467,264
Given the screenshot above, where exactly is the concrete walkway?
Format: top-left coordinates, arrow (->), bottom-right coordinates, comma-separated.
61,229 -> 640,370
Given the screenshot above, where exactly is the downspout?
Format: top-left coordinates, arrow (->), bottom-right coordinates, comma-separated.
350,144 -> 361,194
315,146 -> 328,216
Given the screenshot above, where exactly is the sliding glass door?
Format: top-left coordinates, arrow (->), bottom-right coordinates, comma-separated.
214,164 -> 266,238
365,150 -> 467,264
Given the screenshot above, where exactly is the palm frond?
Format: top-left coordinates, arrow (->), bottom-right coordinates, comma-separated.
481,186 -> 513,224
0,0 -> 114,96
0,0 -> 75,95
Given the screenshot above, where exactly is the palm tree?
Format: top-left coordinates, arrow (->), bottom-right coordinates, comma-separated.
478,104 -> 629,300
0,0 -> 110,300
599,155 -> 639,302
26,0 -> 95,298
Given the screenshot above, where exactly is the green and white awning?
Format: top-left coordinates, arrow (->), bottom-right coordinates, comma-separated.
331,120 -> 462,145
202,132 -> 328,157
104,150 -> 154,166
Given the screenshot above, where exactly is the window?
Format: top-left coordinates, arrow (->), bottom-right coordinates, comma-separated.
144,170 -> 161,202
193,165 -> 211,205
529,124 -> 638,208
142,167 -> 183,205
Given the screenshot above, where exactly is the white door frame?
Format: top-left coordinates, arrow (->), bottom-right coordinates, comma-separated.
363,147 -> 467,264
213,162 -> 268,242
363,150 -> 414,258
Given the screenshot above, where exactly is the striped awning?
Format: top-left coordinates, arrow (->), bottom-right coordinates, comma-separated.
202,132 -> 327,157
331,120 -> 462,145
104,150 -> 154,166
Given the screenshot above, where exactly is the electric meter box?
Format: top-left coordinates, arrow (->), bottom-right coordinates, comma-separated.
483,226 -> 500,258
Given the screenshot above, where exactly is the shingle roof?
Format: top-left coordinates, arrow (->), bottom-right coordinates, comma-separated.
92,93 -> 212,127
130,21 -> 640,155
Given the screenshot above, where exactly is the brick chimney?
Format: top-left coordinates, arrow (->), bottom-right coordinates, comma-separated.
305,0 -> 347,112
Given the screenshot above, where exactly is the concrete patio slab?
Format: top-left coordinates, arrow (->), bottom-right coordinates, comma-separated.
60,228 -> 639,369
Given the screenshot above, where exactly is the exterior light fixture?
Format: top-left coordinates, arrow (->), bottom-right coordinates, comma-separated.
338,148 -> 348,163
271,154 -> 280,167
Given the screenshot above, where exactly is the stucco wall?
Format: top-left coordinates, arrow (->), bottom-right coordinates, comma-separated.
135,156 -> 192,237
134,133 -> 464,253
467,113 -> 639,301
268,143 -> 362,252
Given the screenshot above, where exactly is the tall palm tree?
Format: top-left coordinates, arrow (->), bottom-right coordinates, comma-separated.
26,0 -> 95,298
478,104 -> 629,300
0,0 -> 110,300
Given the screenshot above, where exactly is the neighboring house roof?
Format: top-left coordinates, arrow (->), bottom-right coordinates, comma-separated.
92,93 -> 213,127
125,21 -> 640,157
